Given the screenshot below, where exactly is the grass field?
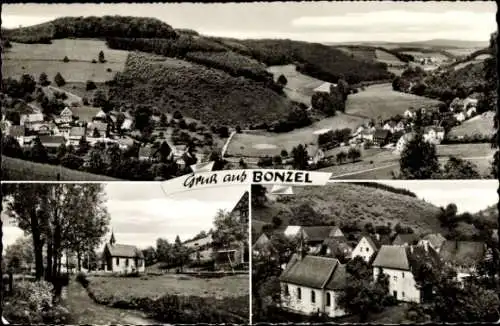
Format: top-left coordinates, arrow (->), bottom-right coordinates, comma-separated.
225,113 -> 367,157
252,182 -> 443,234
2,39 -> 129,82
87,274 -> 248,300
374,49 -> 405,65
2,155 -> 119,181
345,83 -> 442,120
266,64 -> 326,106
448,112 -> 496,138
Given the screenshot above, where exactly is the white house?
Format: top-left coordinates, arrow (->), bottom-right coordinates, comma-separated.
372,244 -> 440,303
59,107 -> 73,123
53,123 -> 72,138
101,232 -> 145,274
352,235 -> 380,263
466,107 -> 477,118
280,254 -> 347,318
395,132 -> 416,153
20,113 -> 44,129
462,97 -> 478,111
253,233 -> 272,256
454,112 -> 466,122
121,118 -> 133,131
68,127 -> 86,146
404,109 -> 415,119
423,126 -> 445,145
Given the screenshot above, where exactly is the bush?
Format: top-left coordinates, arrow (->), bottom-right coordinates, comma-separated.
106,68 -> 112,72
76,272 -> 89,288
62,56 -> 69,63
91,59 -> 97,64
86,80 -> 97,91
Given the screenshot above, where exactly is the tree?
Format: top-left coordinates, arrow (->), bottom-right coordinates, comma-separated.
142,246 -> 157,267
291,144 -> 309,170
251,185 -> 267,208
86,80 -> 97,91
39,72 -> 50,86
19,74 -> 36,94
272,155 -> 282,166
92,89 -> 107,108
159,113 -> 168,127
77,136 -> 90,155
437,203 -> 459,232
173,110 -> 183,120
277,74 -> 287,86
54,72 -> 66,87
92,127 -> 101,138
347,147 -> 361,163
28,137 -> 48,163
271,217 -> 283,230
4,236 -> 34,273
336,151 -> 347,164
86,148 -> 106,174
280,149 -> 288,157
62,56 -> 70,63
98,50 -> 106,63
2,135 -> 24,159
399,133 -> 440,179
440,156 -> 481,179
212,209 -> 247,252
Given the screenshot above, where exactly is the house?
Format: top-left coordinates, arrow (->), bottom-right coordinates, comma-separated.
59,107 -> 73,123
20,113 -> 44,129
423,126 -> 445,145
382,121 -> 397,133
373,129 -> 391,147
404,109 -> 415,119
439,240 -> 486,282
53,123 -> 72,138
322,236 -> 352,261
87,121 -> 108,138
462,97 -> 478,111
230,191 -> 249,224
301,226 -> 339,253
280,254 -> 347,317
418,233 -> 446,253
392,233 -> 419,246
352,235 -> 380,263
308,148 -> 325,165
69,127 -> 86,145
94,110 -> 107,120
314,82 -> 337,94
395,132 -> 416,153
38,135 -> 66,149
284,225 -> 302,238
101,232 -> 145,274
138,145 -> 157,161
8,125 -> 26,146
372,244 -> 441,303
357,128 -> 375,142
36,124 -> 52,135
121,118 -> 133,131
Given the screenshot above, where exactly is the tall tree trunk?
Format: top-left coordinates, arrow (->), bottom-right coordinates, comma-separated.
1,195 -> 4,320
66,250 -> 69,274
46,240 -> 53,282
31,210 -> 45,281
77,249 -> 82,272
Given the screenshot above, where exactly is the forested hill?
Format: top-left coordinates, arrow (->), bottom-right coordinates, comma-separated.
2,16 -> 178,43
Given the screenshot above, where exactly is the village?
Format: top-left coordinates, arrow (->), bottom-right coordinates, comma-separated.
251,182 -> 499,323
1,184 -> 250,324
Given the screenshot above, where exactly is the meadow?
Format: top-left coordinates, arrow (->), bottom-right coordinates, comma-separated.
345,83 -> 442,120
266,64 -> 326,106
447,112 -> 496,139
374,49 -> 406,65
2,155 -> 119,181
225,113 -> 367,157
2,39 -> 129,82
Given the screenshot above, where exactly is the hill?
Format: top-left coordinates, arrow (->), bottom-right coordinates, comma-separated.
447,111 -> 496,139
108,52 -> 293,127
475,205 -> 499,227
2,155 -> 120,181
252,183 -> 443,235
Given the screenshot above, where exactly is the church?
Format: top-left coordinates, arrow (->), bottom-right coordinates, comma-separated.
100,232 -> 145,274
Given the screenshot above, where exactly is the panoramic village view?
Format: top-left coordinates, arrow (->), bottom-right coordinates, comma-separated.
251,181 -> 499,323
1,2 -> 497,180
0,183 -> 250,324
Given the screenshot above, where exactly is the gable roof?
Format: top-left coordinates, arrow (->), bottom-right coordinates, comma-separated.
88,121 -> 108,133
323,237 -> 352,257
423,126 -> 445,134
21,113 -> 44,122
358,235 -> 379,250
374,129 -> 390,139
60,107 -> 73,116
373,244 -> 441,271
38,135 -> 66,145
314,82 -> 336,93
280,254 -> 345,289
421,233 -> 446,250
104,243 -> 144,259
439,241 -> 486,268
392,233 -> 419,246
302,226 -> 335,242
284,225 -> 302,237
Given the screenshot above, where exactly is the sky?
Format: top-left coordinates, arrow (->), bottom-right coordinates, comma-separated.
2,183 -> 249,251
377,180 -> 498,214
2,2 -> 496,43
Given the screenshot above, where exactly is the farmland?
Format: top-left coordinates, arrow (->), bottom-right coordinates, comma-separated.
225,113 -> 368,157
345,83 -> 442,120
2,39 -> 129,82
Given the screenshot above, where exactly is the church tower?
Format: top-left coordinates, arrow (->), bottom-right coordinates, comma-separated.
109,230 -> 116,246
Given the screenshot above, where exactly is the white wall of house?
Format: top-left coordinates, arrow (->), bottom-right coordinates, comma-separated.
373,268 -> 420,303
352,237 -> 376,263
107,256 -> 145,274
324,290 -> 346,318
281,283 -> 345,317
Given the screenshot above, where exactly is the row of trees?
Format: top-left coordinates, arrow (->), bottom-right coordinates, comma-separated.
3,184 -> 110,297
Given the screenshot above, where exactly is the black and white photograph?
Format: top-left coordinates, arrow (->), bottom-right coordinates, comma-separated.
1,1 -> 497,181
251,180 -> 499,323
1,183 -> 250,324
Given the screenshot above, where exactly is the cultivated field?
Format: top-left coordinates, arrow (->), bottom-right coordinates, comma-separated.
2,155 -> 119,181
374,49 -> 405,65
345,83 -> 442,120
88,274 -> 249,300
2,39 -> 129,82
267,64 -> 326,106
448,112 -> 496,138
225,113 -> 367,157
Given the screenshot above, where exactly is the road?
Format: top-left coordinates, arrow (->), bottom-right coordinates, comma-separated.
65,280 -> 161,325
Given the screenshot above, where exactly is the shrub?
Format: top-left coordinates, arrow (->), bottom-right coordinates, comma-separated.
62,56 -> 69,63
76,272 -> 89,288
91,59 -> 97,64
54,72 -> 66,87
106,68 -> 112,72
86,80 -> 97,91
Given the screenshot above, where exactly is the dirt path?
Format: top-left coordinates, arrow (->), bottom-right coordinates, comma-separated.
64,281 -> 161,325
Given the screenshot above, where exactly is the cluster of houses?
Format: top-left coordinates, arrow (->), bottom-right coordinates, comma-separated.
253,224 -> 491,318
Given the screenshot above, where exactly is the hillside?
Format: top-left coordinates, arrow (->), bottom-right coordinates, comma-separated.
2,155 -> 120,181
475,205 -> 499,227
252,183 -> 443,235
108,52 -> 293,127
447,111 -> 496,139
